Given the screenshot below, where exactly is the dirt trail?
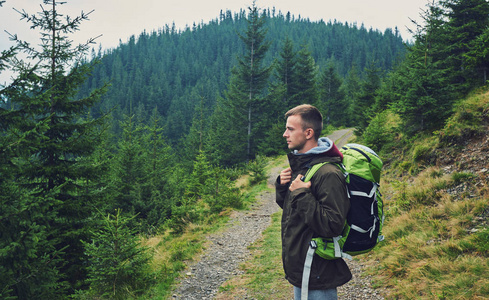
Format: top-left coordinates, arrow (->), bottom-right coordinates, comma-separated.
171,129 -> 384,299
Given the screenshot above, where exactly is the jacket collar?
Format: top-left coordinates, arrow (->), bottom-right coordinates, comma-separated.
287,151 -> 342,172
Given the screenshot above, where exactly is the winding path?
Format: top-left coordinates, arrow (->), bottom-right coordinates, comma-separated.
171,129 -> 384,299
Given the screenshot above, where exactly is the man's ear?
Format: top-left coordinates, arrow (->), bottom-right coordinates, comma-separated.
305,128 -> 314,140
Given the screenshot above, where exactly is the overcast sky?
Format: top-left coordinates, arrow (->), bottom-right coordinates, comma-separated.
1,0 -> 429,82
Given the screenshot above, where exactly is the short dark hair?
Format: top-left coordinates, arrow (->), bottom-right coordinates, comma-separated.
285,104 -> 323,141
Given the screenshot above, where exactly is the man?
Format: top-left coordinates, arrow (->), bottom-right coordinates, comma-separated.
276,104 -> 351,300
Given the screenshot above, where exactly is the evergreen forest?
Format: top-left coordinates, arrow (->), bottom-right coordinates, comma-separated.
1,0 -> 489,298
77,5 -> 406,161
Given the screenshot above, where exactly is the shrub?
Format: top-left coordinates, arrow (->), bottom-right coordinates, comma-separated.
247,155 -> 268,185
439,90 -> 489,144
80,209 -> 155,299
363,110 -> 400,153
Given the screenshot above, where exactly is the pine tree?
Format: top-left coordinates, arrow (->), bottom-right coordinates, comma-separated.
211,0 -> 272,165
354,62 -> 382,135
342,65 -> 361,127
294,44 -> 319,105
2,1 -> 108,294
1,24 -> 55,297
465,27 -> 489,83
441,0 -> 489,89
142,108 -> 174,228
1,38 -> 63,298
272,36 -> 300,109
257,37 -> 299,156
391,1 -> 455,133
112,115 -> 145,215
82,209 -> 154,299
318,62 -> 346,127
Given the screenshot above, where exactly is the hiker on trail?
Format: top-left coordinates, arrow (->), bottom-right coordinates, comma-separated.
276,104 -> 351,300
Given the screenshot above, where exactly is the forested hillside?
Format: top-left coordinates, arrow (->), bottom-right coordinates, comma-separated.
2,0 -> 489,299
78,7 -> 406,151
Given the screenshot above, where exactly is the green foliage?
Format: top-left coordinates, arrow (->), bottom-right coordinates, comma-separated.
166,198 -> 205,235
411,145 -> 428,163
451,172 -> 476,185
104,113 -> 176,232
442,0 -> 489,89
468,228 -> 489,255
294,44 -> 319,105
438,90 -> 489,144
80,209 -> 155,299
353,62 -> 382,135
375,0 -> 489,138
362,110 -> 400,154
1,1 -> 109,294
411,143 -> 435,163
257,121 -> 288,156
0,187 -> 64,299
209,2 -> 273,165
318,61 -> 347,127
247,155 -> 268,185
341,66 -> 362,128
204,174 -> 243,214
78,9 -> 406,149
270,36 -> 301,109
166,151 -> 243,234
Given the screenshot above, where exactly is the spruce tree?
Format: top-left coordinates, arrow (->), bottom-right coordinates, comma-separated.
342,65 -> 361,127
465,27 -> 489,83
258,37 -> 299,156
318,62 -> 346,127
1,24 -> 63,298
391,1 -> 455,133
82,209 -> 154,299
112,115 -> 145,215
142,108 -> 174,228
294,44 -> 319,106
272,36 -> 300,109
2,1 -> 107,294
211,0 -> 272,165
441,0 -> 489,89
354,62 -> 382,135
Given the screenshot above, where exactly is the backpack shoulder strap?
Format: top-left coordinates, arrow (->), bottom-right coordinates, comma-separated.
303,161 -> 346,183
302,162 -> 329,182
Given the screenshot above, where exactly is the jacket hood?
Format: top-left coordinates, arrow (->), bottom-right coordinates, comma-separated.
292,137 -> 343,160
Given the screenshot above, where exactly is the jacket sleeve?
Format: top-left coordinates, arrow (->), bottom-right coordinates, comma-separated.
275,175 -> 288,209
289,164 -> 349,237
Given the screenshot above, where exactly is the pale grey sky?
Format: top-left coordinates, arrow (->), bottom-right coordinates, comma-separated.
1,0 -> 429,83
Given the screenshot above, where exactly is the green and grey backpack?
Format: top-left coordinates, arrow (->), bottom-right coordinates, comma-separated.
301,143 -> 384,300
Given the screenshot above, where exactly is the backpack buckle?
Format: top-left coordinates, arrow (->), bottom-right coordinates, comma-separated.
310,240 -> 317,249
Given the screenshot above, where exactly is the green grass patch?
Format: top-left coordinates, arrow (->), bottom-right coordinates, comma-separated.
439,89 -> 489,144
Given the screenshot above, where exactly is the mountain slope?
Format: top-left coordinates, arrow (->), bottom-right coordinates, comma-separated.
364,89 -> 489,299
77,11 -> 406,144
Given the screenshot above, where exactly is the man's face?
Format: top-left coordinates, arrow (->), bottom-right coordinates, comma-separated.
283,115 -> 308,153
